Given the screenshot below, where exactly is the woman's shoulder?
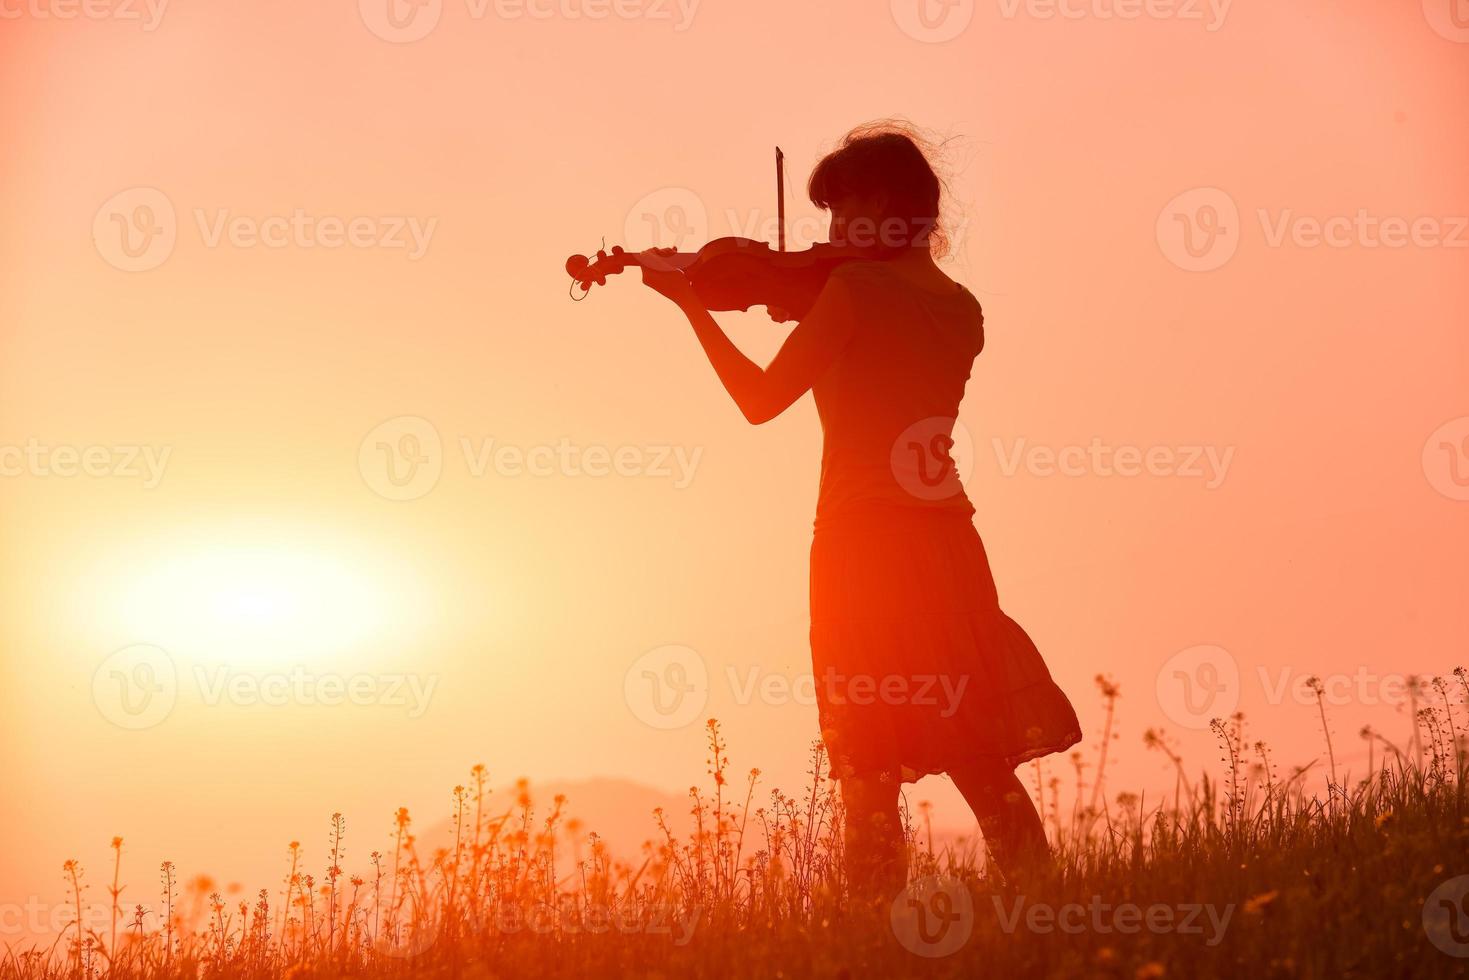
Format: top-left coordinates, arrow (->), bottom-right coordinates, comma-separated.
833,262 -> 980,314
825,259 -> 892,288
830,258 -> 891,276
831,259 -> 971,296
826,262 -> 983,351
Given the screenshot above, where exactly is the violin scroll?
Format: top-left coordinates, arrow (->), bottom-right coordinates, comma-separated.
565,245 -> 633,295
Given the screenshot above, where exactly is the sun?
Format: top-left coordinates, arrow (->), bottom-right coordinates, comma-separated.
99,532 -> 426,668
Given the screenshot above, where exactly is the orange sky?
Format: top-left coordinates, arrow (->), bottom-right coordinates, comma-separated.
2,0 -> 1467,940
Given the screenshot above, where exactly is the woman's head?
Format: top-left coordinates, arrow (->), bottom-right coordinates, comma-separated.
808,121 -> 949,256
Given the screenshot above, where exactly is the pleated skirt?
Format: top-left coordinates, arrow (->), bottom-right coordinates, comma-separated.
809,508 -> 1082,782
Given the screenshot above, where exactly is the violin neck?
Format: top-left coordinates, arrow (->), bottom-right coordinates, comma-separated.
621,251 -> 700,272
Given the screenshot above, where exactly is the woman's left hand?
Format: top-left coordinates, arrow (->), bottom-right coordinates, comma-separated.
639,248 -> 699,309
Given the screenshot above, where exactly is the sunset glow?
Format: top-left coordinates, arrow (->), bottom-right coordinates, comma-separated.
99,538 -> 419,666
1,2 -> 1467,977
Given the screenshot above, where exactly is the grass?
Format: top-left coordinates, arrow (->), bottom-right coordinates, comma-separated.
6,670 -> 1469,980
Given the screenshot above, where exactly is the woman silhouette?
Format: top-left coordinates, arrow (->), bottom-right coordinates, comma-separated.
640,122 -> 1082,901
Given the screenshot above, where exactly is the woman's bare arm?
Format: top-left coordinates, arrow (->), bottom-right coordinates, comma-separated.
644,265 -> 860,425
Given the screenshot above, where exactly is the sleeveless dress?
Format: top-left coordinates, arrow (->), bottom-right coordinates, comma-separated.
808,262 -> 1082,782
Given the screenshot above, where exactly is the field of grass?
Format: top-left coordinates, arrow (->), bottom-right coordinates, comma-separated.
7,672 -> 1469,979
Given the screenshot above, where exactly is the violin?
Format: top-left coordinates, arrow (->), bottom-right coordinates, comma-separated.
565,237 -> 872,321
565,147 -> 874,321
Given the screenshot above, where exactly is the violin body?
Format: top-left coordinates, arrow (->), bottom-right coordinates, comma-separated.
671,237 -> 862,319
565,237 -> 873,321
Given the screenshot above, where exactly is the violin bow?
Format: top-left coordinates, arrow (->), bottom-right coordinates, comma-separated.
775,146 -> 786,253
